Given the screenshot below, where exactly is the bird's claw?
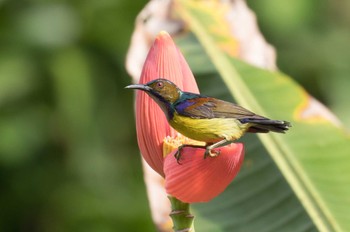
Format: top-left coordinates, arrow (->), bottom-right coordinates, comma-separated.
174,146 -> 183,165
175,145 -> 220,163
204,149 -> 220,159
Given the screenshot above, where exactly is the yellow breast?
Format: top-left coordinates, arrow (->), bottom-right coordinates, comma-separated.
169,112 -> 249,143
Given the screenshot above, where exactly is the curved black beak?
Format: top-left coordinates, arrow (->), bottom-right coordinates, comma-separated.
125,84 -> 151,92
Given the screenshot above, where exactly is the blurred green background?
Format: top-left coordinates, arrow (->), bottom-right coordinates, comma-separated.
248,0 -> 350,128
0,0 -> 349,231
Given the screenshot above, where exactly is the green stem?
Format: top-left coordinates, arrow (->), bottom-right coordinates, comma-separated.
168,196 -> 195,232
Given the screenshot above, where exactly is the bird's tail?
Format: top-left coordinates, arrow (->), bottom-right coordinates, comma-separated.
240,118 -> 291,133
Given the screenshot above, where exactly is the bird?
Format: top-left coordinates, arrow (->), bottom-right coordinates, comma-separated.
126,78 -> 291,162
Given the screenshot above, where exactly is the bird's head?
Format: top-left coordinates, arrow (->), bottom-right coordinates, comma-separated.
126,79 -> 181,119
126,79 -> 181,104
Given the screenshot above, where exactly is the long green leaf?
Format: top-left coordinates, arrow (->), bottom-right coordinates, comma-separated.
175,1 -> 350,231
177,33 -> 318,232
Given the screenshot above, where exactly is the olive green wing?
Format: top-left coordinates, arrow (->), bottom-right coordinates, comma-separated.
174,94 -> 260,119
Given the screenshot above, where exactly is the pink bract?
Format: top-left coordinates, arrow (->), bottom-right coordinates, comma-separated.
164,144 -> 244,203
135,31 -> 199,176
134,31 -> 245,203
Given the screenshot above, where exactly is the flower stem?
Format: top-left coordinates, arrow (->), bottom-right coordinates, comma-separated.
168,196 -> 195,232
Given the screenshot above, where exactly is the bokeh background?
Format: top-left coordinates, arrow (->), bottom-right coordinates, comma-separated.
0,0 -> 349,231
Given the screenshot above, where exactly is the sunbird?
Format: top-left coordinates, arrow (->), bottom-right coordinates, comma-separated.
126,79 -> 291,161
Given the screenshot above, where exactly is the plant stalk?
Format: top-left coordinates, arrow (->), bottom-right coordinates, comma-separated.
168,196 -> 195,232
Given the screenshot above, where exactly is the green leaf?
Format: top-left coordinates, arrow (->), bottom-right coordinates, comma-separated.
178,38 -> 317,231
175,1 -> 350,231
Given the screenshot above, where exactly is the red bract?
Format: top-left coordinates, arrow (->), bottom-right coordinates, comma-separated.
164,144 -> 244,203
135,31 -> 198,176
134,31 -> 245,202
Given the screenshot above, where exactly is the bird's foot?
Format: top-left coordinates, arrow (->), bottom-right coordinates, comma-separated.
204,149 -> 220,159
174,144 -> 208,164
174,145 -> 185,165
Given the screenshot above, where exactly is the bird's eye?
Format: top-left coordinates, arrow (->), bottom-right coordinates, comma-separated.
156,82 -> 164,88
